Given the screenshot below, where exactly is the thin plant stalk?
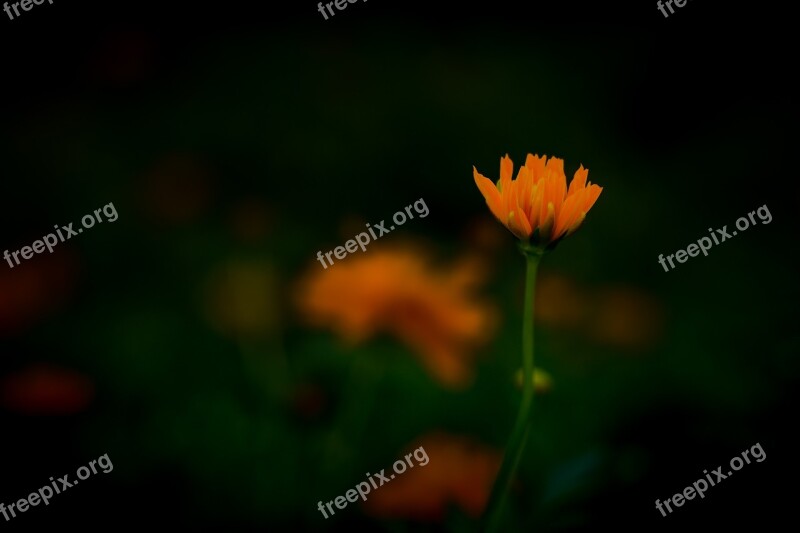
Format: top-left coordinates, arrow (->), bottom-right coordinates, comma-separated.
481,251 -> 541,532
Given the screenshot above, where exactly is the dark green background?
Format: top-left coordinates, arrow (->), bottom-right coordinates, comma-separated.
0,0 -> 796,530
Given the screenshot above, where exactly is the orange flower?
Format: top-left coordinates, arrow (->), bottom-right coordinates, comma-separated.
294,245 -> 497,388
473,154 -> 602,247
364,433 -> 501,521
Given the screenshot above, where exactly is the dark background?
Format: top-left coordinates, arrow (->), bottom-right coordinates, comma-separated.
0,0 -> 797,531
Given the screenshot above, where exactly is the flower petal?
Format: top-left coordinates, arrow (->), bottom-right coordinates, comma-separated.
565,211 -> 587,236
499,154 -> 514,193
473,167 -> 506,222
553,190 -> 584,239
525,154 -> 547,182
538,201 -> 555,243
582,184 -> 603,212
544,161 -> 567,220
515,166 -> 534,217
507,207 -> 532,240
568,164 -> 589,196
529,178 -> 544,233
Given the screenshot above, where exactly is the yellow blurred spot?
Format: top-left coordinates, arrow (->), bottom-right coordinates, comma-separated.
514,367 -> 553,394
203,260 -> 280,340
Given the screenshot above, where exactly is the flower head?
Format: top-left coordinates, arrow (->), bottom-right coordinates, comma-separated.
473,154 -> 602,249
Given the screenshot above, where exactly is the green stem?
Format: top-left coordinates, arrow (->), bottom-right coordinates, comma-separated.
481,251 -> 541,533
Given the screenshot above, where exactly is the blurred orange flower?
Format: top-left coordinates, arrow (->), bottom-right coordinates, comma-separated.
590,286 -> 664,350
535,273 -> 591,330
473,154 -> 602,246
0,364 -> 94,415
364,433 -> 501,521
294,245 -> 497,388
535,274 -> 664,352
